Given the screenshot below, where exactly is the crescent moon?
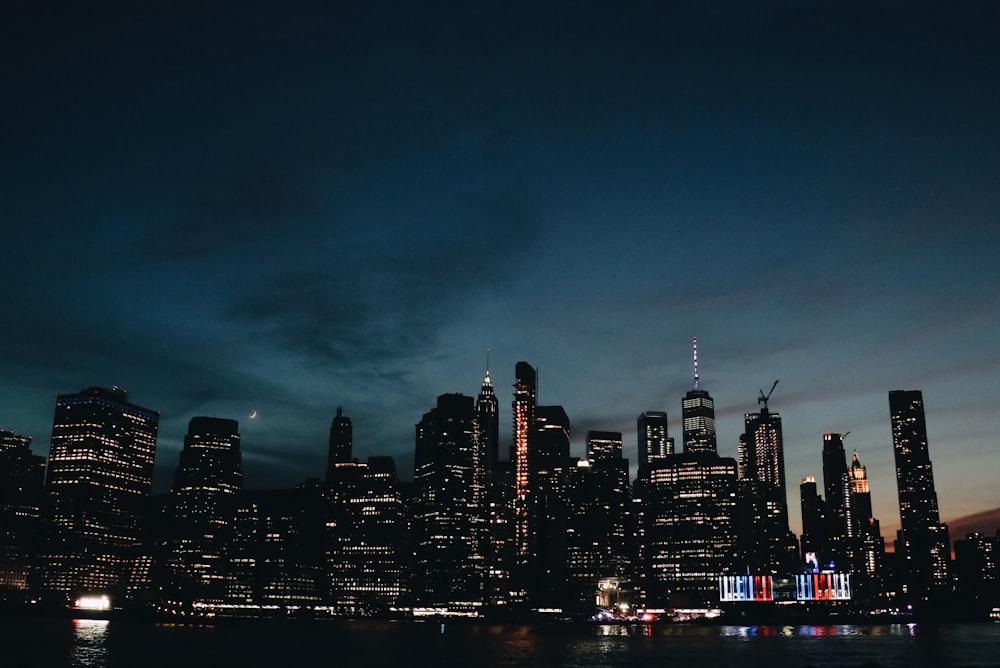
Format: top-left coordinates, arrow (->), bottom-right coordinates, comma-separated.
249,410 -> 257,419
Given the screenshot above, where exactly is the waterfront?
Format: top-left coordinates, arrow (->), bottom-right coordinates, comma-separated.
3,619 -> 999,668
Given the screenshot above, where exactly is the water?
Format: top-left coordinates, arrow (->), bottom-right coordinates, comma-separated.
3,618 -> 999,667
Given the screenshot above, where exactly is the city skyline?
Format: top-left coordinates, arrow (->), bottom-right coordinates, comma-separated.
3,1 -> 999,550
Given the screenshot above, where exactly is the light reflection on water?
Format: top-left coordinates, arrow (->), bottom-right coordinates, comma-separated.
70,618 -> 109,667
0,617 -> 996,667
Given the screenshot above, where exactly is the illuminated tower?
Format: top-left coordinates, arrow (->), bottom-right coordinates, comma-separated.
848,450 -> 885,602
682,338 -> 717,454
736,382 -> 798,573
637,411 -> 672,473
512,362 -> 537,579
40,386 -> 159,597
326,407 -> 353,479
476,354 -> 500,473
889,390 -> 950,601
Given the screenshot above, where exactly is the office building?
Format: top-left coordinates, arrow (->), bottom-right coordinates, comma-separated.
0,430 -> 46,591
512,361 -> 537,582
39,386 -> 159,597
163,417 -> 243,602
413,393 -> 486,608
736,386 -> 798,574
888,390 -> 951,600
326,456 -> 408,614
637,411 -> 673,473
637,453 -> 738,607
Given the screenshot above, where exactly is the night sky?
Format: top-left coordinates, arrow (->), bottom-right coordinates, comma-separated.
4,2 -> 999,542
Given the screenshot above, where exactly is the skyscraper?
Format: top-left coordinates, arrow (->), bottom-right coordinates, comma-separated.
821,433 -> 852,568
637,411 -> 673,473
848,450 -> 885,602
0,430 -> 45,591
888,390 -> 950,601
413,393 -> 485,608
476,355 -> 500,474
512,362 -> 537,584
164,417 -> 243,602
326,456 -> 408,614
40,386 -> 159,597
587,430 -> 623,463
326,407 -> 353,479
638,453 -> 738,607
736,383 -> 798,574
682,338 -> 717,454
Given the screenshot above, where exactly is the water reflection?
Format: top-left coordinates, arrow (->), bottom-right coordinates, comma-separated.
71,619 -> 109,667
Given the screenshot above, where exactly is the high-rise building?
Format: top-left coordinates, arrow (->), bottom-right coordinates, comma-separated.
736,385 -> 798,574
39,386 -> 159,598
637,453 -> 738,607
799,475 -> 829,567
163,417 -> 243,602
226,484 -> 327,607
682,338 -> 717,454
565,444 -> 632,612
528,404 -> 572,606
953,532 -> 997,603
888,390 -> 950,601
587,430 -> 623,463
821,433 -> 852,568
413,393 -> 485,608
637,411 -> 673,473
326,407 -> 353,478
512,361 -> 537,589
326,457 -> 408,614
476,358 -> 500,474
847,450 -> 885,602
0,430 -> 46,591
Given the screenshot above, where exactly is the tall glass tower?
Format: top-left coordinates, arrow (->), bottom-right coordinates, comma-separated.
682,338 -> 717,454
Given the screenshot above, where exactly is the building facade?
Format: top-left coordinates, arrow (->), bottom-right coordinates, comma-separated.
39,386 -> 159,599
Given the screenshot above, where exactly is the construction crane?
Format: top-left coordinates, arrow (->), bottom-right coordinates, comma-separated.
758,379 -> 779,410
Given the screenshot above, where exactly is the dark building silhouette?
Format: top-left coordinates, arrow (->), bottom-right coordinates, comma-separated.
326,408 -> 353,478
562,432 -> 632,612
954,532 -> 998,607
0,430 -> 45,592
799,475 -> 831,566
38,386 -> 159,599
889,390 -> 951,602
527,404 -> 572,606
413,393 -> 486,608
163,417 -> 243,603
821,433 -> 852,568
226,484 -> 327,607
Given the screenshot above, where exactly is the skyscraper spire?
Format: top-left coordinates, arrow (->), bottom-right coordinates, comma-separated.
692,336 -> 700,390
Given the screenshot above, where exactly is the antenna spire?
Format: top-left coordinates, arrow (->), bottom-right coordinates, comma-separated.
692,336 -> 700,389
